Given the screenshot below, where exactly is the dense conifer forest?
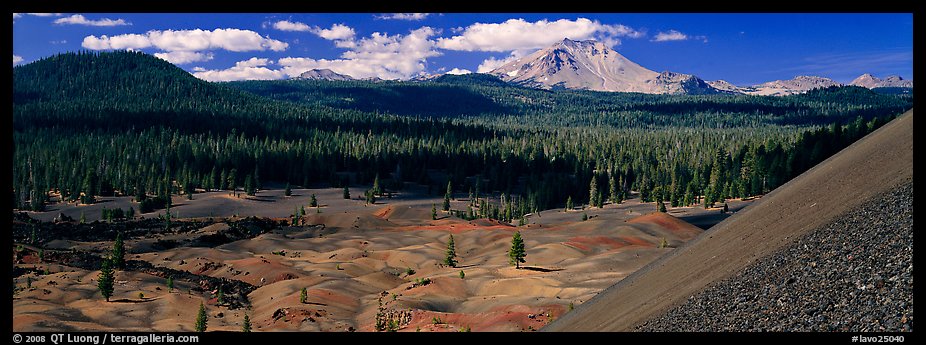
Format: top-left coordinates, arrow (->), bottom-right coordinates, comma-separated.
12,51 -> 912,221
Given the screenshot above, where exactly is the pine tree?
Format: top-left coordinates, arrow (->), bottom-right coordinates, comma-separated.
185,181 -> 194,200
372,173 -> 381,196
167,276 -> 174,292
135,183 -> 146,202
365,189 -> 376,204
310,194 -> 318,207
195,301 -> 208,332
244,174 -> 255,196
459,270 -> 465,279
658,201 -> 667,213
565,196 -> 573,211
588,176 -> 599,208
216,286 -> 224,304
300,287 -> 308,303
284,183 -> 291,196
443,180 -> 452,211
431,204 -> 437,220
98,258 -> 114,301
508,231 -> 526,269
443,235 -> 457,267
342,186 -> 350,199
112,232 -> 125,269
609,172 -> 619,204
242,314 -> 252,332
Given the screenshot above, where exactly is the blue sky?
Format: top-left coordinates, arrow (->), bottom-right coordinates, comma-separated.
12,13 -> 913,85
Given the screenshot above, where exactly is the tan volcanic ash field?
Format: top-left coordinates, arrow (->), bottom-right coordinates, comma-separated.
12,180 -> 752,332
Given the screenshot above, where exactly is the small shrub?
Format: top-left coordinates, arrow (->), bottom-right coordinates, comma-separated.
405,267 -> 416,276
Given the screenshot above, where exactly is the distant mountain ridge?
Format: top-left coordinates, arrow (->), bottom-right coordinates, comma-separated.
479,38 -> 911,96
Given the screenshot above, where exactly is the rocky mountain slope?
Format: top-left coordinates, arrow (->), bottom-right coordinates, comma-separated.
850,73 -> 913,88
487,38 -> 718,95
295,68 -> 355,81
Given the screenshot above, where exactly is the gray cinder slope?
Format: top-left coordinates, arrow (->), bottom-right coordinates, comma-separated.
544,109 -> 913,331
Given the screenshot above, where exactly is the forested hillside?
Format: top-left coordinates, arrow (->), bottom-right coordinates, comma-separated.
13,51 -> 912,221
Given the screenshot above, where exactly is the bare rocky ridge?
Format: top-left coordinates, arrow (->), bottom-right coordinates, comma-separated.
850,73 -> 913,88
637,182 -> 913,331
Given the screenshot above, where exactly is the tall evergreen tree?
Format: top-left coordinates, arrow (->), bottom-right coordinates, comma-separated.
242,314 -> 252,332
443,180 -> 452,211
244,174 -> 255,196
195,301 -> 208,332
97,258 -> 114,301
342,186 -> 350,199
284,183 -> 291,196
310,194 -> 318,207
112,232 -> 125,269
443,234 -> 458,268
372,173 -> 381,196
588,175 -> 599,208
508,231 -> 526,269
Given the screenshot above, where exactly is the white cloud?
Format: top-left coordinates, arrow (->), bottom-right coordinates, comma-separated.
54,14 -> 130,26
446,68 -> 472,75
477,56 -> 510,73
154,51 -> 214,64
82,29 -> 288,53
272,20 -> 311,32
192,66 -> 207,72
192,57 -> 285,82
278,26 -> 441,80
437,18 -> 643,52
652,29 -> 707,43
476,49 -> 532,73
82,34 -> 152,50
375,13 -> 430,21
652,30 -> 688,42
13,55 -> 24,65
50,40 -> 67,45
311,23 -> 356,41
14,13 -> 62,21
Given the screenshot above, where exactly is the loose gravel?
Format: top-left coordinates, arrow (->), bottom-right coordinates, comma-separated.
637,181 -> 913,332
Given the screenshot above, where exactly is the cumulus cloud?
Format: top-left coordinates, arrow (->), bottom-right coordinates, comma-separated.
82,28 -> 288,52
154,51 -> 214,64
13,55 -> 24,65
476,49 -> 533,73
82,34 -> 152,50
192,57 -> 285,82
437,18 -> 643,52
375,13 -> 430,21
272,20 -> 311,32
54,14 -> 130,26
311,23 -> 356,41
652,29 -> 707,43
652,30 -> 687,42
445,68 -> 472,75
278,26 -> 441,80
